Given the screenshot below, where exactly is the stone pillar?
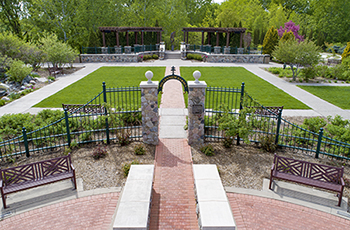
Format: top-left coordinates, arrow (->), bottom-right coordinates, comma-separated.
188,71 -> 207,145
140,71 -> 159,145
115,46 -> 122,54
101,47 -> 108,54
181,42 -> 186,60
159,42 -> 165,60
224,47 -> 230,54
214,46 -> 221,54
124,46 -> 132,54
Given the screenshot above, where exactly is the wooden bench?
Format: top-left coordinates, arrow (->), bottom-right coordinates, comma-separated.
0,153 -> 77,209
62,104 -> 105,114
269,154 -> 345,206
48,66 -> 62,76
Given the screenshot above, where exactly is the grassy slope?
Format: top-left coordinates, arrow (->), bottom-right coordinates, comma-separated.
180,67 -> 309,109
34,67 -> 166,107
298,85 -> 350,109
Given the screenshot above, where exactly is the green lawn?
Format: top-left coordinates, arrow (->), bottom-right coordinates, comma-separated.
297,85 -> 350,109
35,66 -> 309,109
180,67 -> 309,109
34,67 -> 166,107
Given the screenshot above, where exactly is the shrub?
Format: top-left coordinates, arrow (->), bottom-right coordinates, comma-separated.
186,53 -> 203,61
92,144 -> 108,159
314,65 -> 331,79
116,129 -> 131,146
268,67 -> 282,74
260,134 -> 277,152
143,55 -> 152,60
262,26 -> 279,56
300,67 -> 316,81
134,144 -> 146,155
123,160 -> 139,177
6,59 -> 33,83
200,144 -> 214,156
0,99 -> 5,106
341,42 -> 350,60
152,54 -> 158,59
222,137 -> 233,148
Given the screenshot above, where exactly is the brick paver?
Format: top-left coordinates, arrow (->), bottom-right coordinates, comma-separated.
0,193 -> 119,230
149,139 -> 198,229
228,193 -> 350,230
150,65 -> 198,229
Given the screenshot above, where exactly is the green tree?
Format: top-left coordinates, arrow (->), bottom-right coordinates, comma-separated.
280,30 -> 295,42
262,26 -> 279,56
40,34 -> 78,68
273,39 -> 321,81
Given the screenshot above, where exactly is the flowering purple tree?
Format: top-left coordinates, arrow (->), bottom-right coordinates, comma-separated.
278,21 -> 304,42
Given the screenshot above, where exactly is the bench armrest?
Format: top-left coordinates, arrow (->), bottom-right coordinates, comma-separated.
70,164 -> 75,171
271,163 -> 275,172
341,177 -> 345,186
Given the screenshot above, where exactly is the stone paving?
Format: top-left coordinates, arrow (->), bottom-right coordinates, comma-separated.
0,193 -> 119,230
228,193 -> 350,230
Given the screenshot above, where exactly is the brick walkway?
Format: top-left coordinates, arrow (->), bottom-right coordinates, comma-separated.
0,193 -> 119,230
228,193 -> 350,230
149,65 -> 198,229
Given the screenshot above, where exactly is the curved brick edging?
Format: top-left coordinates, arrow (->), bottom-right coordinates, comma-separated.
0,193 -> 119,230
228,193 -> 350,229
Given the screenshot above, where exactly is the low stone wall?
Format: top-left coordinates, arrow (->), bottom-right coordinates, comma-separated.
207,54 -> 270,64
81,54 -> 139,63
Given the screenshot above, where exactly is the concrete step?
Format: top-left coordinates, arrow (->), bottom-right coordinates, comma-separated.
165,51 -> 181,59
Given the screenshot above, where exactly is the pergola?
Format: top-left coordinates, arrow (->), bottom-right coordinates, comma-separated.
182,27 -> 247,48
99,27 -> 163,47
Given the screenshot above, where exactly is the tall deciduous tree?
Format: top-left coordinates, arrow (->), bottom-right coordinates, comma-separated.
273,39 -> 321,81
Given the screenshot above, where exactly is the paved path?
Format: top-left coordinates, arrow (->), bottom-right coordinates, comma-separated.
149,66 -> 198,229
228,193 -> 350,230
0,193 -> 119,230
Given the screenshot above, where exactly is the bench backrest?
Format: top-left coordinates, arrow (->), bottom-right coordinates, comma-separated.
1,154 -> 72,187
62,104 -> 104,114
274,154 -> 344,185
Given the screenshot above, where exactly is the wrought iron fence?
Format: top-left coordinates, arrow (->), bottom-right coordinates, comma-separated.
204,83 -> 350,160
81,45 -> 157,54
0,83 -> 142,159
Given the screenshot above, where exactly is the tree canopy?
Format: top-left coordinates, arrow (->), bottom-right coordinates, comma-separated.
0,0 -> 349,50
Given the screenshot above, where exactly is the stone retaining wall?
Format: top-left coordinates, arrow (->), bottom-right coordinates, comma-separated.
207,54 -> 270,63
81,51 -> 159,63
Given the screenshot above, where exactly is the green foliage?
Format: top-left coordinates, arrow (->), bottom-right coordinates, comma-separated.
200,144 -> 214,156
268,67 -> 282,74
40,34 -> 78,68
134,144 -> 146,155
123,160 -> 139,177
342,42 -> 350,60
260,134 -> 277,152
143,55 -> 152,60
262,26 -> 279,56
300,67 -> 316,82
6,59 -> 33,83
280,31 -> 295,42
342,56 -> 350,69
92,144 -> 108,159
152,54 -> 158,59
218,107 -> 256,144
0,99 -> 5,106
273,39 -> 321,81
222,137 -> 233,148
186,53 -> 203,61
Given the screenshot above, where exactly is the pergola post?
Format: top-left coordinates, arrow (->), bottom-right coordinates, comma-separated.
160,31 -> 162,42
126,31 -> 129,46
186,32 -> 189,44
226,32 -> 230,47
201,31 -> 204,45
102,32 -> 106,47
141,30 -> 144,45
216,31 -> 219,47
208,32 -> 211,45
135,31 -> 138,44
184,31 -> 186,42
116,32 -> 119,47
240,32 -> 243,48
